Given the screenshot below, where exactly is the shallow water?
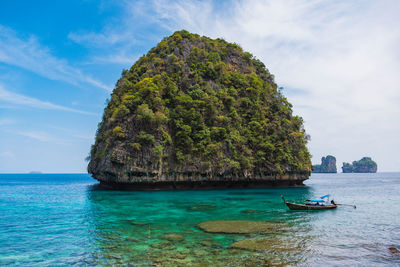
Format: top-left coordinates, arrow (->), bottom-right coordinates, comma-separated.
0,173 -> 399,266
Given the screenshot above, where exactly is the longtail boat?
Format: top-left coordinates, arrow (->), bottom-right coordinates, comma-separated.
281,195 -> 337,210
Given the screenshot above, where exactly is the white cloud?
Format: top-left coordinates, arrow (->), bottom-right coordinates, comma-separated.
91,53 -> 139,65
0,25 -> 111,90
139,0 -> 400,170
68,30 -> 140,65
69,30 -> 135,48
65,0 -> 400,170
67,1 -> 163,65
0,85 -> 96,115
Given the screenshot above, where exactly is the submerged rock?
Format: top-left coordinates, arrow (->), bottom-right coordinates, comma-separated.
124,237 -> 139,242
173,253 -> 188,260
241,209 -> 262,214
151,241 -> 173,249
128,220 -> 151,226
162,233 -> 185,242
230,238 -> 283,251
197,220 -> 286,234
198,239 -> 223,249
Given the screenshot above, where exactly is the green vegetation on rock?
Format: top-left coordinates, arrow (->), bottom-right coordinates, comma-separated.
88,30 -> 311,185
342,157 -> 377,173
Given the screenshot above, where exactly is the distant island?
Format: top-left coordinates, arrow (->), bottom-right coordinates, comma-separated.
313,155 -> 337,173
342,157 -> 377,173
29,171 -> 43,174
87,30 -> 312,189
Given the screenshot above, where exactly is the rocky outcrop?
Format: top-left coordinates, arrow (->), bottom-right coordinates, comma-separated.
342,157 -> 377,173
88,30 -> 312,189
313,155 -> 337,173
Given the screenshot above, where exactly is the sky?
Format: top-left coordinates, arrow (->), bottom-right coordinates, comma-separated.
0,0 -> 399,173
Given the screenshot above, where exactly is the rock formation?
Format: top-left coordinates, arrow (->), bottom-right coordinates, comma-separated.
342,157 -> 377,173
88,30 -> 312,189
313,155 -> 337,173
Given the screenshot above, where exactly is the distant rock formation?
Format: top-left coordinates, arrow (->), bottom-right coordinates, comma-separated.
342,157 -> 377,173
313,155 -> 337,173
341,163 -> 353,173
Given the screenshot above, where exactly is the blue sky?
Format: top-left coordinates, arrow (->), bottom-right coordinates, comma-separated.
1,0 -> 399,172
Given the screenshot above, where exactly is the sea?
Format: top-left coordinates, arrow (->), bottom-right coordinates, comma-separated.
0,172 -> 399,266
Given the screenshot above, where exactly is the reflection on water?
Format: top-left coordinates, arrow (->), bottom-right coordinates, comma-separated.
84,185 -> 313,266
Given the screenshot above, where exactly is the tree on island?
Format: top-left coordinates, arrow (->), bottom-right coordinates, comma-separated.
313,155 -> 337,173
342,157 -> 377,173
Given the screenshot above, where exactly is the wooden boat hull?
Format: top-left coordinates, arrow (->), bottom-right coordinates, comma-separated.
284,201 -> 337,210
281,195 -> 337,210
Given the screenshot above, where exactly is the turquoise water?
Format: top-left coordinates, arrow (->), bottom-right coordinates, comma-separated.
0,173 -> 399,266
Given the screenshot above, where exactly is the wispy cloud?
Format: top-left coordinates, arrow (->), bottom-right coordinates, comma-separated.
0,118 -> 16,126
68,31 -> 140,65
47,125 -> 95,141
14,129 -> 93,146
56,0 -> 400,170
17,131 -> 54,142
67,1 -> 161,65
15,130 -> 71,145
0,85 -> 96,115
150,0 -> 400,170
78,0 -> 399,170
0,25 -> 110,90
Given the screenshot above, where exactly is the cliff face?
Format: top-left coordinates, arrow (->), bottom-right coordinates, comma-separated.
342,157 -> 377,173
313,155 -> 337,173
88,30 -> 312,189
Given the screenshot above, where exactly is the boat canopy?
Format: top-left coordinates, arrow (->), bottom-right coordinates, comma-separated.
320,194 -> 330,199
308,200 -> 325,203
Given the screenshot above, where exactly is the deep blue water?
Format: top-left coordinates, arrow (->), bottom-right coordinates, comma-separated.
0,173 -> 399,266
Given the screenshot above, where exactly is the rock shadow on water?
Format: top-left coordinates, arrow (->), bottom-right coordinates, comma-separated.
127,220 -> 152,226
187,204 -> 216,211
241,209 -> 263,214
227,191 -> 276,196
224,197 -> 251,201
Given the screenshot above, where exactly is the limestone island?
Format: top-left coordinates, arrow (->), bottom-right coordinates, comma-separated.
342,157 -> 377,173
312,155 -> 337,173
87,30 -> 312,190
